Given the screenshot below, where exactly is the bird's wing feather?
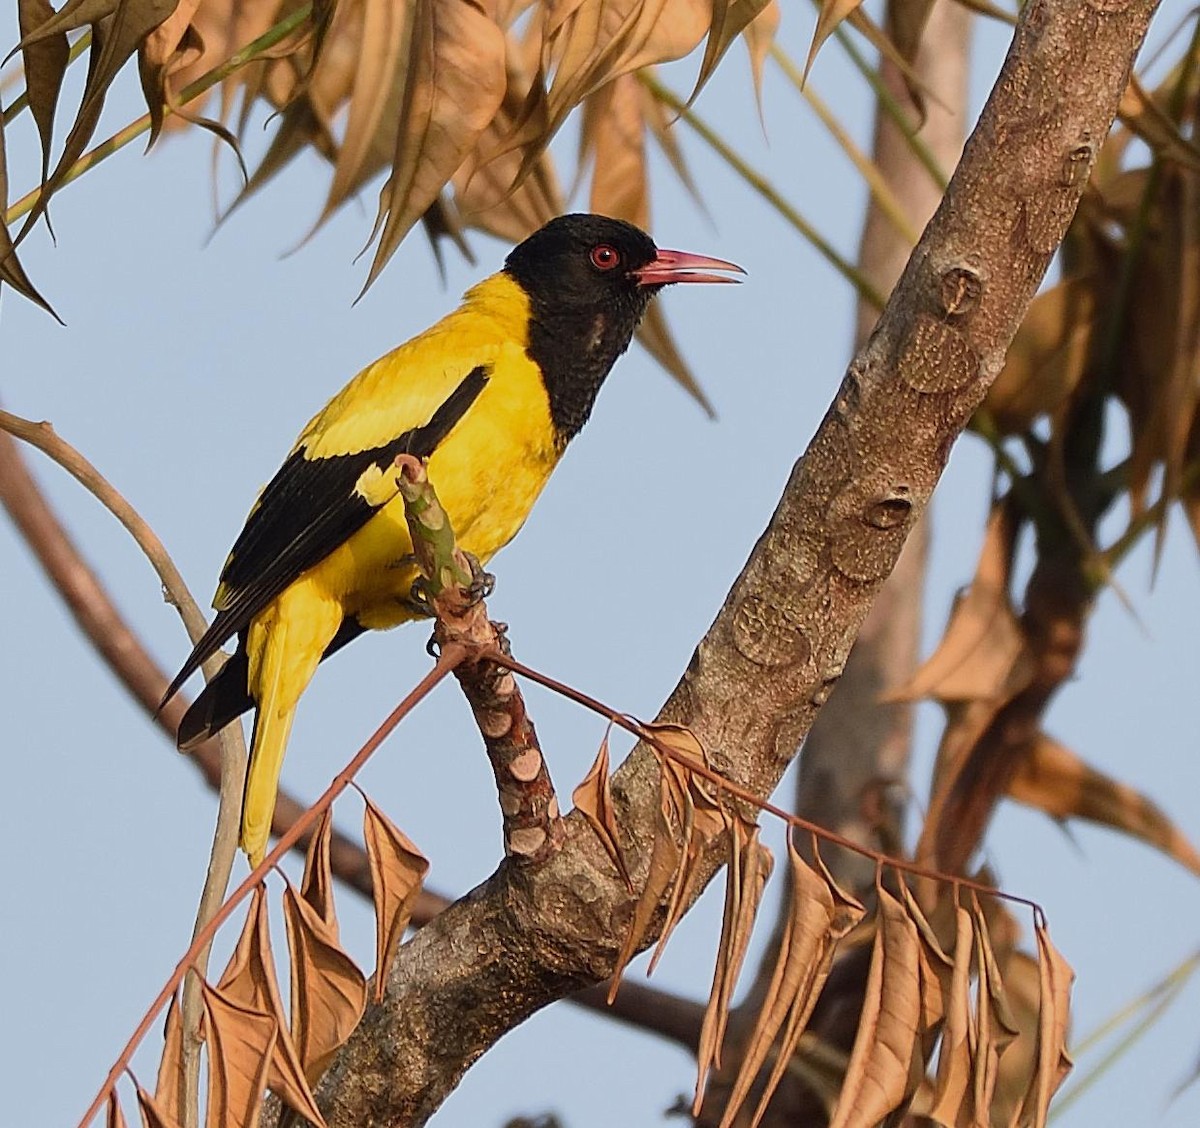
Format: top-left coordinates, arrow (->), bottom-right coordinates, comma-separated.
161,364 -> 490,703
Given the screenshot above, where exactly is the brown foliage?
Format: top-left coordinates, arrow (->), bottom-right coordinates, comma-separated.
2,0 -> 790,405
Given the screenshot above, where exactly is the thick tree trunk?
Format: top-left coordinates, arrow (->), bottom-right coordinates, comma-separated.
312,0 -> 1161,1122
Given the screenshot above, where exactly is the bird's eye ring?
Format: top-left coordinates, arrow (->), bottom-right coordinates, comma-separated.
590,244 -> 621,271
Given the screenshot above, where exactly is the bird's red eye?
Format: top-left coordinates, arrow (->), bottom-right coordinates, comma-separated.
590,244 -> 621,271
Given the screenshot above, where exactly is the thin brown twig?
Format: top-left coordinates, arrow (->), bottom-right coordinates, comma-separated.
0,410 -> 244,1126
75,647 -> 463,1128
0,426 -> 429,902
484,649 -> 1046,920
0,425 -> 676,1029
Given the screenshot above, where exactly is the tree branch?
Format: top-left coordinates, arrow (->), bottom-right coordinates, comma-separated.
0,426 -> 699,1059
792,0 -> 972,894
313,0 -> 1161,1122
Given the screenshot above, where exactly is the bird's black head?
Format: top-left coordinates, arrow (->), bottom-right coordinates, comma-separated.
503,213 -> 741,444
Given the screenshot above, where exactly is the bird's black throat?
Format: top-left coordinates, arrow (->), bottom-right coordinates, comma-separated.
524,290 -> 653,445
503,213 -> 664,447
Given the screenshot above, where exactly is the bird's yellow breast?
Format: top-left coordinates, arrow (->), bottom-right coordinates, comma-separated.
290,275 -> 562,631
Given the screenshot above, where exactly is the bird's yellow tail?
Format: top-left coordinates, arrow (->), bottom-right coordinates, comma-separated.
242,588 -> 341,865
242,695 -> 298,866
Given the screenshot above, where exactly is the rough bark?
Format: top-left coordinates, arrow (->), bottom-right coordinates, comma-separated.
312,0 -> 1161,1122
794,0 -> 972,893
696,7 -> 975,1124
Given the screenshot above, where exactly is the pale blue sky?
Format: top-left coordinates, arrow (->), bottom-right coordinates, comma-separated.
2,7 -> 1199,1127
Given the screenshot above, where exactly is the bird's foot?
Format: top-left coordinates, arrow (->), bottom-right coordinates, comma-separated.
406,578 -> 434,617
490,621 -> 512,656
461,552 -> 496,605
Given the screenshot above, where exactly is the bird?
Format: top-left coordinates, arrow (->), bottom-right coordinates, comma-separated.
161,213 -> 743,864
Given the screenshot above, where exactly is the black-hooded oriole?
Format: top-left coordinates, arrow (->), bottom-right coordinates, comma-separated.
161,213 -> 742,863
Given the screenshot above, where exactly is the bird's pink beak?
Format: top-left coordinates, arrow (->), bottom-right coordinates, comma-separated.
631,249 -> 745,286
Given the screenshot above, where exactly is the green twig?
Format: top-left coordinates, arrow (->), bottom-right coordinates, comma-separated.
831,26 -> 949,191
771,45 -> 921,247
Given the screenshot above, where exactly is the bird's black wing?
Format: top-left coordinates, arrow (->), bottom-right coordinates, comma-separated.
161,365 -> 489,704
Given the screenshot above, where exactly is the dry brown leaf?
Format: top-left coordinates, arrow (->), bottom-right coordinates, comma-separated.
608,803 -> 682,1001
15,0 -> 118,46
18,0 -> 70,182
320,0 -> 412,221
885,0 -> 936,117
0,107 -> 56,315
688,0 -> 774,107
720,840 -> 865,1128
888,0 -> 935,68
647,758 -> 727,974
827,883 -> 922,1128
891,502 -> 1032,706
970,896 -> 1020,1120
926,903 -> 975,1127
216,886 -> 327,1126
141,0 -> 203,66
200,979 -> 276,1128
1155,170 -> 1200,550
107,1091 -> 129,1128
420,193 -> 474,275
571,730 -> 632,890
805,0 -> 867,83
222,99 -> 339,225
1008,731 -> 1200,877
1119,168 -> 1200,523
363,0 -> 508,291
1018,923 -> 1074,1127
694,821 -> 772,1111
139,12 -> 212,145
543,0 -> 643,119
18,0 -> 181,240
989,950 -> 1042,1128
985,277 -> 1099,434
540,0 -> 709,141
135,1085 -> 185,1128
743,0 -> 780,117
452,59 -> 565,242
584,73 -> 649,227
283,880 -> 368,1084
361,793 -> 430,1001
898,878 -> 952,1055
152,992 -> 185,1121
301,806 -> 338,932
644,720 -> 710,773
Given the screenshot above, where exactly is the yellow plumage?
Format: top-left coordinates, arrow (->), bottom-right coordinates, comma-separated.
163,213 -> 740,866
232,275 -> 560,861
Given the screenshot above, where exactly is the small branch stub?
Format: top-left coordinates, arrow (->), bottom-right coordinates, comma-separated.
394,456 -> 564,863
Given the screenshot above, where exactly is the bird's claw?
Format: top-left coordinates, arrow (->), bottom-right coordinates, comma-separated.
406,578 -> 434,616
490,621 -> 512,656
462,553 -> 496,605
